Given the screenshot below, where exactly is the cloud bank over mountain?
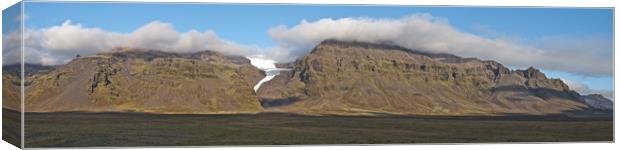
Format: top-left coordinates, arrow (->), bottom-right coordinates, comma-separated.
2,20 -> 260,66
2,13 -> 612,97
266,14 -> 612,77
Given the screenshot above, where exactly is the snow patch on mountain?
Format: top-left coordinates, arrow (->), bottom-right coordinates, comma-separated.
247,56 -> 288,92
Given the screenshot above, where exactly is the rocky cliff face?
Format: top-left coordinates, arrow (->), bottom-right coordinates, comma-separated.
258,40 -> 601,116
21,50 -> 264,114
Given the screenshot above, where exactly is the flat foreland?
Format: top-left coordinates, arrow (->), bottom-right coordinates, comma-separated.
19,109 -> 612,147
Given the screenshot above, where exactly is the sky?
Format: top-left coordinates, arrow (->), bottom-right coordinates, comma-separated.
2,2 -> 614,99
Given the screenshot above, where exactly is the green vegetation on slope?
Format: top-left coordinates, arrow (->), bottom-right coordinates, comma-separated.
22,50 -> 264,114
259,40 -> 593,116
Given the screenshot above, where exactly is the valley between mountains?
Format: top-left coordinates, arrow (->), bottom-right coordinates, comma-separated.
2,40 -> 613,116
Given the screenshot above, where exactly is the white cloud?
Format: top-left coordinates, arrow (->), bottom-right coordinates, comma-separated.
2,31 -> 23,65
42,20 -> 123,55
563,79 -> 614,100
266,14 -> 613,76
3,14 -> 613,77
2,20 -> 260,66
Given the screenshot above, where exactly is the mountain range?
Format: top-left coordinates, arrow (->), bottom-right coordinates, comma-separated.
2,40 -> 613,116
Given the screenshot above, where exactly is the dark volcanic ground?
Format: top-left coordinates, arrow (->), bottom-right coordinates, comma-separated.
13,109 -> 612,148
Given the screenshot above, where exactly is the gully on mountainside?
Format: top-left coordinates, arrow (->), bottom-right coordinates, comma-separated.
247,57 -> 291,92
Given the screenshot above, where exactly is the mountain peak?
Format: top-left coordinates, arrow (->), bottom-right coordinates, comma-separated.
518,66 -> 547,79
314,39 -> 480,63
526,66 -> 539,72
316,39 -> 409,51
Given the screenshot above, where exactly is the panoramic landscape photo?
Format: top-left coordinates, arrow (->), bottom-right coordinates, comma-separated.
1,2 -> 614,148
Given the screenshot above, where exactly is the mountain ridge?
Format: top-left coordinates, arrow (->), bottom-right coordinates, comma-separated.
258,39 -> 611,116
12,49 -> 265,114
2,40 -> 613,116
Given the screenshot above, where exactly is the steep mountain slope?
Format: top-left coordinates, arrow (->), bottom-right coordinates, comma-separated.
580,94 -> 613,110
2,64 -> 56,110
2,74 -> 20,110
22,50 -> 264,114
258,40 -> 603,116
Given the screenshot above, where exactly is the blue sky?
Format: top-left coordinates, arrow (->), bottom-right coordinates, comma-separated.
24,3 -> 613,48
2,2 -> 20,35
15,2 -> 614,93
